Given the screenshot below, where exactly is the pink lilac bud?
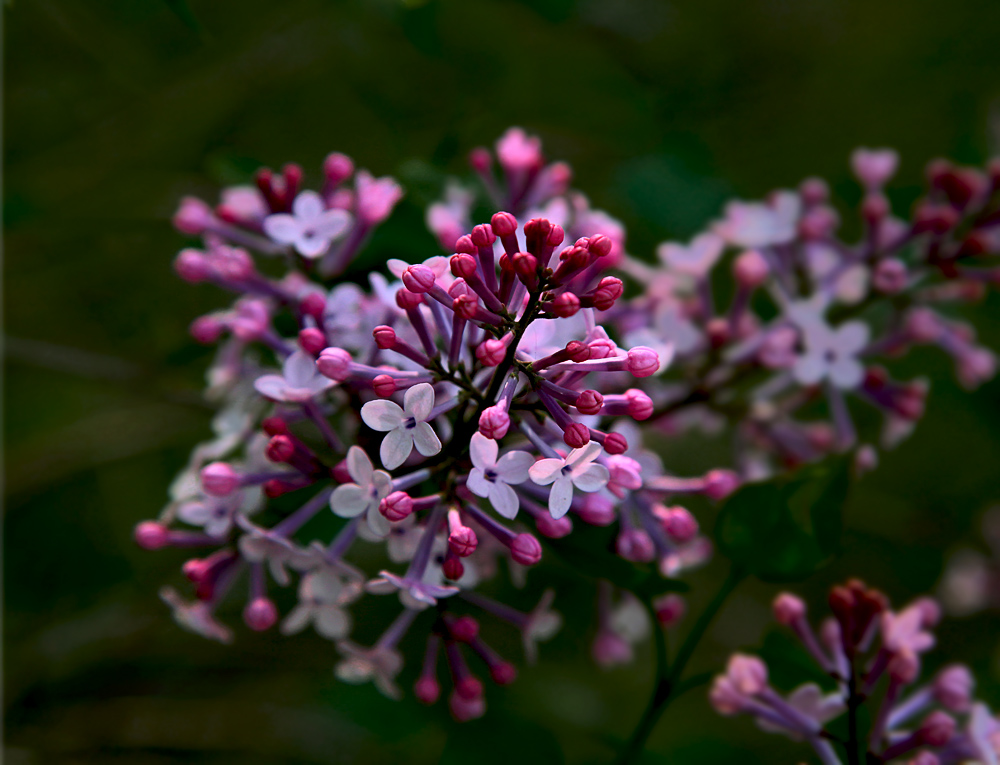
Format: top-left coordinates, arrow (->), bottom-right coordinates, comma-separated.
873,258 -> 908,293
914,201 -> 959,235
513,252 -> 539,287
733,250 -> 769,288
773,593 -> 807,626
575,390 -> 604,416
588,234 -> 613,259
592,630 -> 632,667
190,315 -> 224,344
476,338 -> 508,366
201,462 -> 239,497
448,526 -> 478,557
134,521 -> 170,550
470,224 -> 496,249
373,325 -> 396,349
654,594 -> 686,627
323,152 -> 354,186
566,340 -> 591,362
300,292 -> 326,321
591,277 -> 624,311
442,557 -> 465,581
862,193 -> 890,223
490,662 -> 517,685
450,253 -> 477,279
727,654 -> 768,695
317,347 -> 352,381
535,513 -> 572,538
588,337 -> 617,359
704,469 -> 740,500
478,406 -> 510,439
266,435 -> 295,463
298,328 -> 326,355
174,249 -> 213,282
456,675 -> 484,701
910,753 -> 941,765
262,417 -> 288,436
889,650 -> 920,684
402,265 -> 437,293
395,288 -> 423,311
468,146 -> 491,173
660,506 -> 699,543
449,689 -> 485,722
230,300 -> 270,342
380,491 -> 414,522
550,292 -> 580,317
918,711 -> 956,747
617,529 -> 656,563
414,676 -> 440,705
491,211 -> 517,237
510,533 -> 542,566
934,665 -> 974,711
800,177 -> 830,206
450,616 -> 480,643
799,206 -> 839,240
627,346 -> 659,377
706,318 -> 730,349
173,196 -> 215,235
563,422 -> 591,449
496,128 -> 542,172
852,148 -> 899,189
578,494 -> 616,526
372,375 -> 397,398
709,676 -> 745,715
244,597 -> 278,631
626,389 -> 654,420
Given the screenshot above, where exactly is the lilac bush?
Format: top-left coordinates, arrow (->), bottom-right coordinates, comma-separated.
137,128 -> 1000,760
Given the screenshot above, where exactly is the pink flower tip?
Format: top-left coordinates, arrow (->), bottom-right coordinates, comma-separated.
414,676 -> 441,705
373,325 -> 397,350
616,529 -> 656,563
190,315 -> 224,345
934,665 -> 974,711
449,615 -> 479,643
379,491 -> 414,522
918,710 -> 956,747
470,223 -> 496,248
456,676 -> 484,701
575,390 -> 604,416
442,557 -> 465,581
535,513 -> 572,539
266,435 -> 295,463
509,533 -> 542,566
851,147 -> 899,189
476,338 -> 508,367
592,630 -> 632,667
563,422 -> 591,449
448,526 -> 478,557
173,196 -> 214,235
450,253 -> 478,279
401,265 -> 437,293
244,597 -> 279,631
395,288 -> 423,310
201,462 -> 239,497
627,346 -> 660,377
727,654 -> 768,695
625,389 -> 654,421
654,594 -> 686,628
732,250 -> 769,288
317,347 -> 352,381
298,327 -> 326,355
549,291 -> 580,318
773,593 -> 807,626
174,249 -> 212,283
134,521 -> 170,550
704,469 -> 740,501
603,432 -> 628,455
478,406 -> 510,439
577,494 -> 616,526
490,662 -> 517,685
323,152 -> 354,186
660,506 -> 699,543
490,211 -> 518,237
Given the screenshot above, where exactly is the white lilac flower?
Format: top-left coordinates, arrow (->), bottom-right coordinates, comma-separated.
159,587 -> 233,644
713,191 -> 801,248
791,319 -> 870,390
335,641 -> 405,700
235,517 -> 314,586
756,683 -> 845,741
528,442 -> 610,519
176,497 -> 237,537
657,232 -> 725,278
466,433 -> 534,519
360,383 -> 442,470
965,702 -> 1000,765
262,190 -> 352,258
330,447 -> 393,537
280,569 -> 354,640
254,350 -> 337,403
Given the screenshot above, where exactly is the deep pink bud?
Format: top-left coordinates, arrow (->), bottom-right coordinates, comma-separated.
873,258 -> 908,293
914,201 -> 959,235
379,491 -> 413,522
468,147 -> 491,173
449,688 -> 485,722
799,206 -> 839,240
509,533 -> 542,566
889,651 -> 920,684
456,676 -> 484,701
244,597 -> 278,631
535,513 -> 572,539
173,197 -> 214,235
490,662 -> 517,685
728,654 -> 768,695
201,462 -> 239,497
799,177 -> 829,206
563,422 -> 591,449
453,294 -> 480,320
174,249 -> 212,282
448,526 -> 478,557
450,253 -> 478,279
449,615 -> 479,642
442,557 -> 465,581
454,234 -> 476,255
323,152 -> 354,185
616,529 -> 655,562
190,315 -> 224,344
395,288 -> 423,310
549,292 -> 580,317
592,277 -> 624,311
575,390 -> 604,415
490,211 -> 517,237
592,630 -> 632,667
704,469 -> 740,500
934,665 -> 974,711
660,506 -> 699,542
182,558 -> 210,583
603,432 -> 628,455
918,711 -> 955,747
773,593 -> 807,626
851,148 -> 899,189
134,521 -> 170,550
566,341 -> 591,362
373,325 -> 396,349
317,347 -> 352,381
470,224 -> 496,248
476,338 -> 507,366
300,292 -> 326,321
298,327 -> 326,355
654,594 -> 687,628
331,458 -> 352,484
625,389 -> 654,420
862,192 -> 890,222
733,250 -> 769,288
578,494 -> 616,526
478,406 -> 510,439
402,265 -> 437,293
262,417 -> 288,436
588,234 -> 613,259
414,676 -> 440,705
266,435 -> 295,463
513,252 -> 538,284
627,346 -> 659,377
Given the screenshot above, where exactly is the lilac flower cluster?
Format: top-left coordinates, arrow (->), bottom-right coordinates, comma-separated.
138,128 -> 1000,727
711,581 -> 1000,764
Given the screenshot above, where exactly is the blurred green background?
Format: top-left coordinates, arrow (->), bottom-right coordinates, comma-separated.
6,0 -> 1000,762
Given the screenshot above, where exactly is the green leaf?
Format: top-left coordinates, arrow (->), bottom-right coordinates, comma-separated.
715,458 -> 851,582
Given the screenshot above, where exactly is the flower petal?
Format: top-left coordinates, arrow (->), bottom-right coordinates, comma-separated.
346,446 -> 374,486
469,432 -> 498,470
330,483 -> 369,518
403,383 -> 435,421
547,477 -> 574,519
380,428 -> 413,470
361,399 -> 404,431
314,209 -> 352,240
292,190 -> 325,221
295,233 -> 330,259
365,503 -> 391,539
572,463 -> 610,493
829,357 -> 864,389
254,374 -> 289,401
529,458 -> 564,485
315,607 -> 351,640
411,421 -> 442,457
466,468 -> 492,498
489,482 -> 520,520
262,214 -> 299,245
283,350 -> 319,388
495,450 -> 534,484
835,320 -> 870,353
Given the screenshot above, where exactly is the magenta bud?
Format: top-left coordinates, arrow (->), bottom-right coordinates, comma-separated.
934,665 -> 974,711
509,533 -> 542,566
373,325 -> 397,349
244,597 -> 278,631
452,294 -> 480,320
592,277 -> 624,311
468,147 -> 491,173
799,206 -> 840,240
475,338 -> 507,366
317,347 -> 352,381
862,192 -> 890,222
799,176 -> 829,206
182,558 -> 209,583
513,252 -> 538,282
300,292 -> 326,321
470,224 -> 496,248
331,458 -> 352,484
173,197 -> 214,235
625,389 -> 654,420
372,375 -> 397,398
401,265 -> 437,293
563,422 -> 591,449
549,292 -> 580,317
414,676 -> 441,705
201,462 -> 239,497
566,341 -> 591,362
535,513 -> 572,539
190,315 -> 224,344
589,338 -> 617,360
266,435 -> 295,463
323,152 -> 354,186
616,529 -> 655,562
442,557 -> 465,581
588,234 -> 613,259
456,676 -> 484,701
379,491 -> 413,522
627,346 -> 659,377
575,390 -> 604,416
454,234 -> 476,255
728,654 -> 768,695
704,469 -> 740,500
603,432 -> 628,455
490,211 -> 518,237
547,224 -> 565,248
873,258 -> 908,293
174,249 -> 212,282
449,615 -> 479,642
450,253 -> 478,279
851,148 -> 899,189
592,630 -> 632,667
449,688 -> 486,722
732,250 -> 770,288
660,506 -> 699,542
654,594 -> 686,628
889,651 -> 920,684
490,662 -> 517,685
478,406 -> 510,439
918,711 -> 956,747
395,288 -> 423,310
448,526 -> 478,557
262,417 -> 288,436
298,327 -> 326,355
773,593 -> 807,626
134,521 -> 170,550
578,494 -> 616,526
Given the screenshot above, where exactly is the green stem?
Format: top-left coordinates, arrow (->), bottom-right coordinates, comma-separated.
615,567 -> 745,765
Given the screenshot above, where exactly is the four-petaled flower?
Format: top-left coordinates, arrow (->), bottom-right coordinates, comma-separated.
528,442 -> 610,519
159,586 -> 233,644
657,233 -> 725,278
361,383 -> 442,470
280,569 -> 355,640
254,350 -> 337,403
335,641 -> 405,700
331,446 -> 393,537
792,319 -> 870,390
263,190 -> 352,258
467,433 -> 534,519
